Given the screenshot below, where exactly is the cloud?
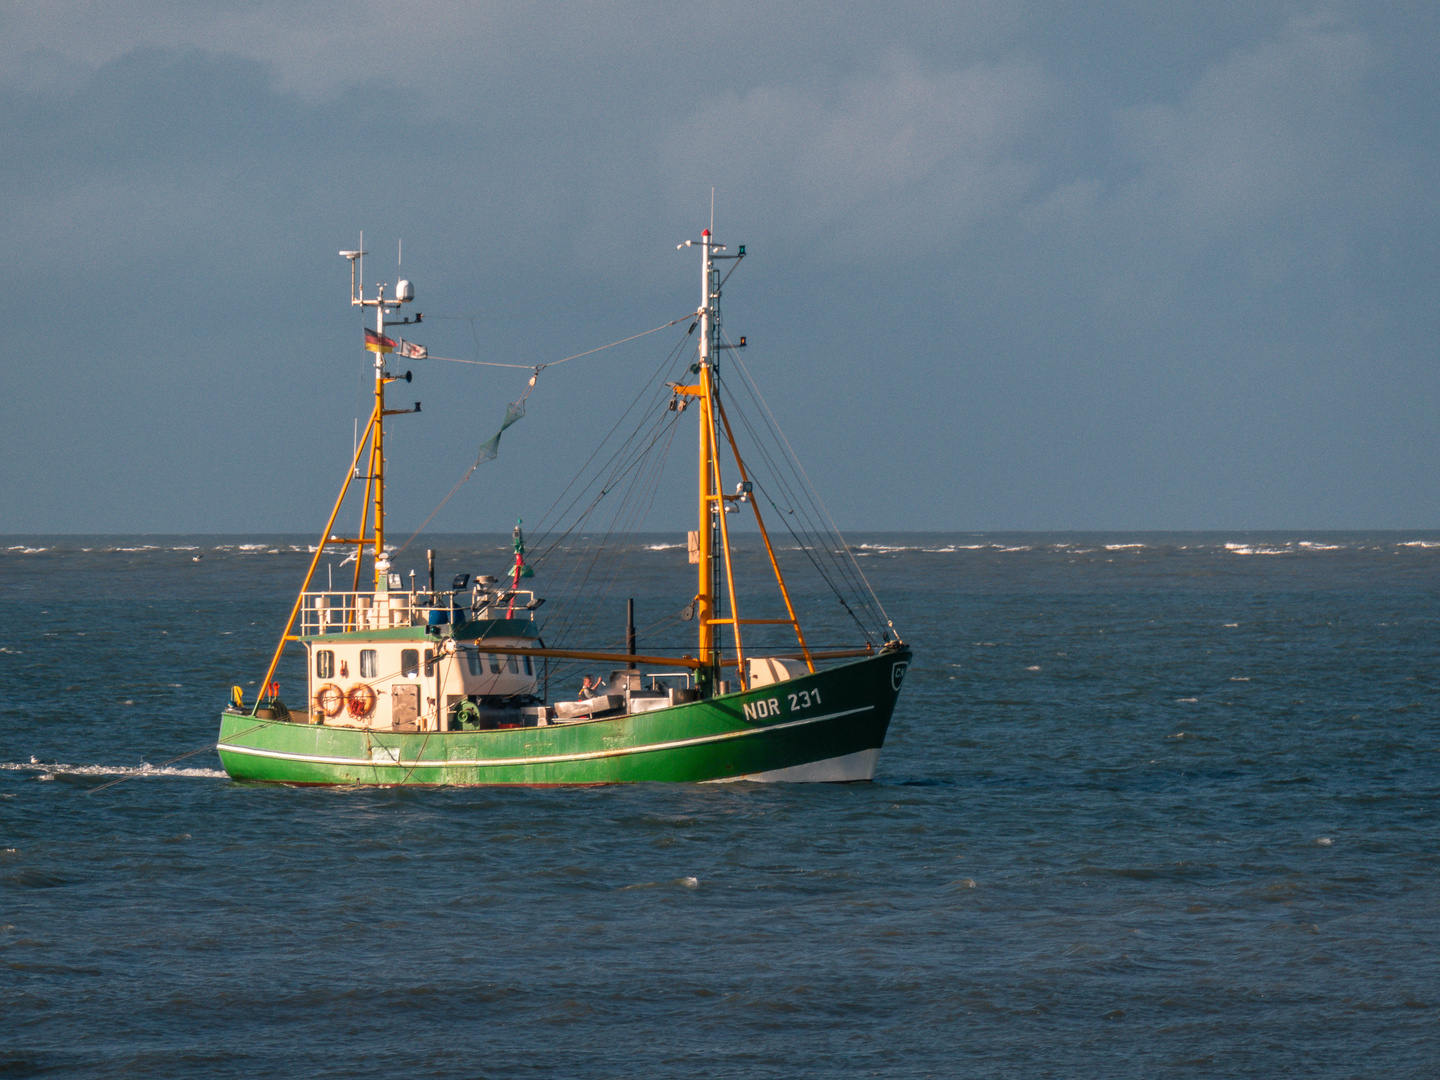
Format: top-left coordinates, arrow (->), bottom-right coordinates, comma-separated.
1020,14 -> 1414,326
659,55 -> 1048,256
1114,16 -> 1377,247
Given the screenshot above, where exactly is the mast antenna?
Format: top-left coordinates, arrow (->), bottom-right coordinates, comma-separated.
339,236 -> 367,304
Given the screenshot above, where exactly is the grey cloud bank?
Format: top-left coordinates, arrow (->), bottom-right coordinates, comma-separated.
1,3 -> 1436,532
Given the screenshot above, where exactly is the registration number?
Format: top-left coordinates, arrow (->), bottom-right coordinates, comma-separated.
742,687 -> 820,722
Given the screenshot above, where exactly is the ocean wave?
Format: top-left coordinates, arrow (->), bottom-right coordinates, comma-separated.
1224,543 -> 1292,556
1400,541 -> 1440,549
1104,543 -> 1147,551
644,543 -> 684,551
5,546 -> 47,554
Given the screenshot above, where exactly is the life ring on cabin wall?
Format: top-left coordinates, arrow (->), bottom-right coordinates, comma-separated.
315,683 -> 345,718
346,683 -> 377,719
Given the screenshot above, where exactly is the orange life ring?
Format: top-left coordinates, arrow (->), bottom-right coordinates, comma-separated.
346,683 -> 377,719
315,682 -> 345,718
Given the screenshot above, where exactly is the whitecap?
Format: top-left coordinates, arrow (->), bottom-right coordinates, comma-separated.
1104,543 -> 1146,551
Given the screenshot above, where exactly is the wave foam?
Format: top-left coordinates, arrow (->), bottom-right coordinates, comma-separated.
1225,543 -> 1291,556
2,761 -> 225,779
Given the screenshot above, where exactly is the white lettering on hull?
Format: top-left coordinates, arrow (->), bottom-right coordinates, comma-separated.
742,697 -> 781,721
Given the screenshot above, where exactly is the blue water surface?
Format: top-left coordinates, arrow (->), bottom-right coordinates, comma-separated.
2,533 -> 1437,1078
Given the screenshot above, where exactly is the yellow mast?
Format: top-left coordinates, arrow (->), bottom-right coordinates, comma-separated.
677,227 -> 835,691
372,295 -> 386,588
695,229 -> 717,681
246,243 -> 415,712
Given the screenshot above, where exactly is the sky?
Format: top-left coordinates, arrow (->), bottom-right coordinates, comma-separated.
2,2 -> 1437,534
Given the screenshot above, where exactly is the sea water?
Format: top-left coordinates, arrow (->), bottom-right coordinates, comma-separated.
2,533 -> 1437,1078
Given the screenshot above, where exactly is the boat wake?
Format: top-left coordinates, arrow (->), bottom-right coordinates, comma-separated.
2,761 -> 226,780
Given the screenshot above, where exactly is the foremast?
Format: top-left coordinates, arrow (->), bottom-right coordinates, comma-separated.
245,245 -> 418,715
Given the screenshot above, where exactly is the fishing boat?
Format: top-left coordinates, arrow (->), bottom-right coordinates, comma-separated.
217,228 -> 910,784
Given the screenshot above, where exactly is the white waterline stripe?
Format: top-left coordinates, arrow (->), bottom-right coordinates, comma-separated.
217,705 -> 873,769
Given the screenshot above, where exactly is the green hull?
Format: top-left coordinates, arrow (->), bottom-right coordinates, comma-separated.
218,650 -> 910,785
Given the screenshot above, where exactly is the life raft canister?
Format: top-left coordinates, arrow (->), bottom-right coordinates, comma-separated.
346,683 -> 377,719
315,682 -> 345,718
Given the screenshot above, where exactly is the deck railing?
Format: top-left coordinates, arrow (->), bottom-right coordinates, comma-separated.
296,588 -> 540,635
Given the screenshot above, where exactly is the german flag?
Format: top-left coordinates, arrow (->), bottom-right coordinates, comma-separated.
364,327 -> 396,353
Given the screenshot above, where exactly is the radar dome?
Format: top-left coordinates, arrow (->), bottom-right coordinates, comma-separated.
395,279 -> 415,302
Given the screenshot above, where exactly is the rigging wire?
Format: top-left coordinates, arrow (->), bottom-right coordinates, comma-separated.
393,317 -> 690,556
423,316 -> 690,371
726,335 -> 897,638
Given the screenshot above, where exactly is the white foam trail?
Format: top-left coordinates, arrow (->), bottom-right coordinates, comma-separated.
2,761 -> 225,779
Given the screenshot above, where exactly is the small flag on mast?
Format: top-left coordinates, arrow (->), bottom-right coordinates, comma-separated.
364,327 -> 396,353
397,339 -> 427,359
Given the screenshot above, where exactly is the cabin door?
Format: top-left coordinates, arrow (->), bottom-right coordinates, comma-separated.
391,684 -> 420,731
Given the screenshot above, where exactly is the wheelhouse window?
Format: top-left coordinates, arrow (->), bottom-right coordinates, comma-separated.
507,654 -> 519,675
316,650 -> 334,679
466,650 -> 483,676
360,649 -> 378,678
488,654 -> 502,674
523,653 -> 533,676
424,649 -> 435,677
401,649 -> 420,678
